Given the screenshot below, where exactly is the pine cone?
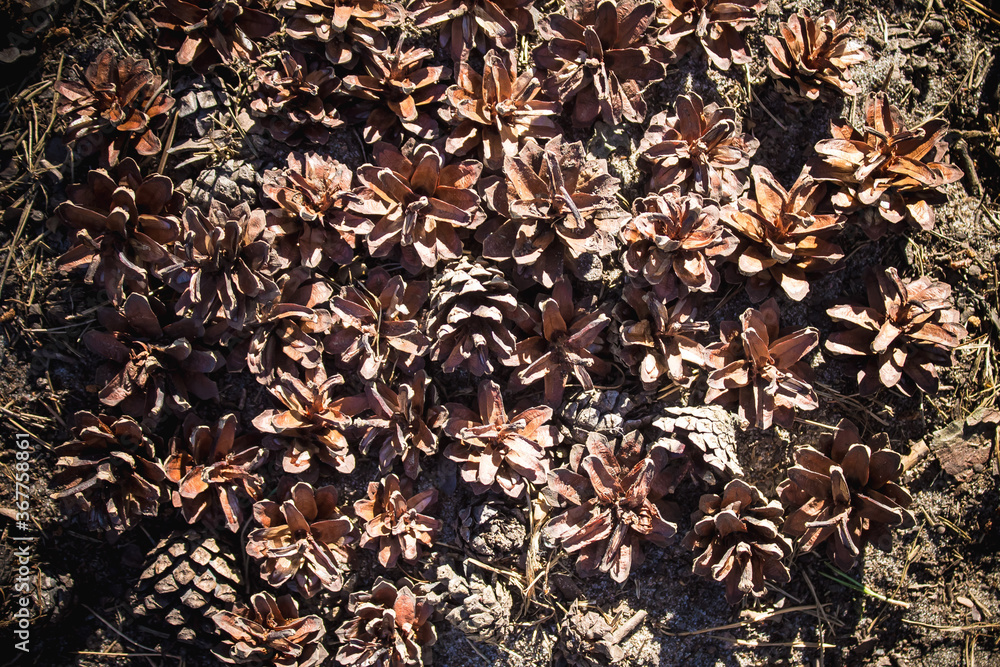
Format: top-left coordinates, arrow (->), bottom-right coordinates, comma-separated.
648,404 -> 743,494
277,0 -> 402,67
131,529 -> 243,645
150,0 -> 281,73
250,50 -> 345,146
51,411 -> 166,536
335,577 -> 437,667
434,562 -> 513,644
777,419 -> 915,570
655,0 -> 764,71
682,479 -> 792,604
55,49 -> 174,167
556,601 -> 647,666
426,257 -> 521,376
213,592 -> 328,666
765,10 -> 867,101
638,92 -> 759,202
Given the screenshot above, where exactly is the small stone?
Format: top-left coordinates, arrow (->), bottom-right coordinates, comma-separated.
196,91 -> 217,110
213,176 -> 241,204
968,264 -> 982,279
178,91 -> 198,117
924,19 -> 944,36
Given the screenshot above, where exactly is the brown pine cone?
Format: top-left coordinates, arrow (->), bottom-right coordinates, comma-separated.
778,419 -> 915,570
682,479 -> 791,604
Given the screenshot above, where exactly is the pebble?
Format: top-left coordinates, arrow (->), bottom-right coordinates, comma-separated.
213,175 -> 241,204
178,91 -> 199,117
196,90 -> 218,110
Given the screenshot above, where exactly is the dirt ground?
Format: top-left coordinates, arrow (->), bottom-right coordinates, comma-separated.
1,0 -> 1000,665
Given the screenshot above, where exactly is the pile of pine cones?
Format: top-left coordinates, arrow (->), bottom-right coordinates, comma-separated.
46,0 -> 969,664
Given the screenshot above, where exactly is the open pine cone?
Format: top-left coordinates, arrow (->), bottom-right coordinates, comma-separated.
655,0 -> 764,70
721,166 -> 845,302
56,159 -> 181,305
326,269 -> 430,381
765,9 -> 867,100
354,474 -> 440,568
277,0 -> 402,67
150,0 -> 281,73
164,413 -> 266,532
443,49 -> 561,172
683,479 -> 792,604
252,373 -> 368,478
545,432 -> 676,583
250,51 -> 345,146
213,592 -> 328,666
639,93 -> 759,202
443,379 -> 556,497
534,0 -> 667,126
247,481 -> 357,597
778,419 -> 915,570
55,49 -> 174,166
335,578 -> 437,667
357,141 -> 486,273
825,266 -> 967,396
621,187 -> 737,301
262,151 -> 372,269
358,372 -> 441,479
810,93 -> 963,239
705,298 -> 819,430
51,411 -> 165,535
482,135 -> 626,287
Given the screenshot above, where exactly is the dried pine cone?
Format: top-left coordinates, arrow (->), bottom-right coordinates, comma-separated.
164,413 -> 266,532
82,294 -> 224,426
358,372 -> 441,479
621,187 -> 736,301
247,481 -> 357,597
150,0 -> 281,73
252,373 -> 368,477
443,49 -> 561,171
213,592 -> 328,666
132,529 -> 243,644
245,268 -> 335,385
341,40 -> 450,143
326,268 -> 431,380
55,49 -> 174,166
616,286 -> 707,390
721,166 -> 845,302
56,159 -> 182,305
765,10 -> 867,101
354,474 -> 441,568
778,419 -> 915,569
250,51 -> 345,146
161,202 -> 281,342
512,278 -> 611,405
655,0 -> 764,70
277,0 -> 402,67
534,0 -> 667,125
811,93 -> 963,239
413,0 -> 534,63
648,405 -> 743,494
335,578 -> 437,666
263,151 -> 372,269
557,601 -> 647,666
639,92 -> 759,201
543,433 -> 676,583
439,562 -> 514,644
51,411 -> 165,535
426,257 -> 521,375
358,142 -> 486,273
482,135 -> 626,287
443,379 -> 556,497
683,479 -> 792,604
705,298 -> 819,430
545,432 -> 676,583
825,266 -> 967,395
